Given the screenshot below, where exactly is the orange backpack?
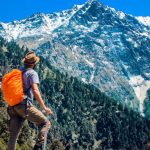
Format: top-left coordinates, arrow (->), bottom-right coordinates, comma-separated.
2,69 -> 25,106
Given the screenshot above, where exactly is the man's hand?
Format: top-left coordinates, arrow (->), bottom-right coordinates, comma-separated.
44,107 -> 53,115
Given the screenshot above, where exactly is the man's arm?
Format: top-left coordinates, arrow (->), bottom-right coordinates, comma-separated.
32,83 -> 53,115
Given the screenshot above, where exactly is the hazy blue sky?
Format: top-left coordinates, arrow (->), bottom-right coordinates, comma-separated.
0,0 -> 150,22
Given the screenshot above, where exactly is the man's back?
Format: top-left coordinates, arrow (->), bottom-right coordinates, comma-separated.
23,68 -> 39,101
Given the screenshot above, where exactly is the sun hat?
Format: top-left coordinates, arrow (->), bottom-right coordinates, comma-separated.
22,51 -> 40,66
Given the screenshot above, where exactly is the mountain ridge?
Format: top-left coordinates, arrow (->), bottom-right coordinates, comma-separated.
0,0 -> 150,41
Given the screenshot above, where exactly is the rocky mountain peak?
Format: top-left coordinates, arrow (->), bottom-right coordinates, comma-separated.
86,0 -> 99,5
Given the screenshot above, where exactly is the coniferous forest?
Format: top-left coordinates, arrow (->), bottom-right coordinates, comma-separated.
1,37 -> 150,149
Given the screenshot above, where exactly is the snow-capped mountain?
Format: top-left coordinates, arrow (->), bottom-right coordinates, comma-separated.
0,4 -> 83,42
0,0 -> 150,114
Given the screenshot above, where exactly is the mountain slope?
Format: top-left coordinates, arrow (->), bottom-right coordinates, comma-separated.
1,37 -> 150,149
0,0 -> 150,114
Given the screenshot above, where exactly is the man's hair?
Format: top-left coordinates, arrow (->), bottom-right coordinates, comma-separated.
24,63 -> 34,68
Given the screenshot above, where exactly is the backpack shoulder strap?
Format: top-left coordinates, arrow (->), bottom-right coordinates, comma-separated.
22,69 -> 32,95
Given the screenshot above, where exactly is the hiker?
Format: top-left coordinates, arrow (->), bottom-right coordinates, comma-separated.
7,51 -> 53,150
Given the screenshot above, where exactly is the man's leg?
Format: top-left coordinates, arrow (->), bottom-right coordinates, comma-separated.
7,107 -> 25,150
27,105 -> 51,148
14,104 -> 51,149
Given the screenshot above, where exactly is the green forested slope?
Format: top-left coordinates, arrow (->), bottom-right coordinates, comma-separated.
0,37 -> 150,150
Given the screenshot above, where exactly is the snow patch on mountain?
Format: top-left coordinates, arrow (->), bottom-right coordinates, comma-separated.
118,12 -> 126,19
84,58 -> 95,68
82,78 -> 88,83
89,70 -> 95,83
1,22 -> 21,41
136,16 -> 150,26
129,75 -> 150,114
74,22 -> 99,33
109,7 -> 126,20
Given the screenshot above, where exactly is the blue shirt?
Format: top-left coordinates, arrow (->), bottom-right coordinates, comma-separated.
22,68 -> 40,102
